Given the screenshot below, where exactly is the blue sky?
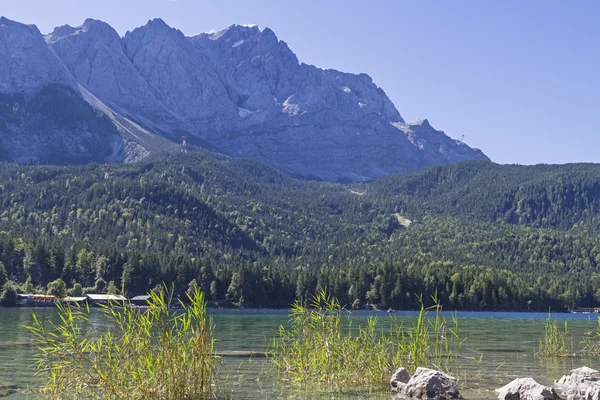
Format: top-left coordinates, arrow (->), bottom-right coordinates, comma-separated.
3,0 -> 599,165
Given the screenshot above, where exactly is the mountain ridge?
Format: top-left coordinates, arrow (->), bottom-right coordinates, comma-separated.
0,16 -> 489,181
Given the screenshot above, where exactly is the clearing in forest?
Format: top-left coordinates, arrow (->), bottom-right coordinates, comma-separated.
392,213 -> 412,227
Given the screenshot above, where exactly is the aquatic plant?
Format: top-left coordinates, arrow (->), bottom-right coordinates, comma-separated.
582,316 -> 600,355
267,290 -> 463,388
25,284 -> 218,400
393,294 -> 464,374
537,313 -> 573,357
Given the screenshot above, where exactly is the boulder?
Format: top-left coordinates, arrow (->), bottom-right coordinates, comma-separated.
495,377 -> 558,400
391,367 -> 463,399
391,367 -> 411,391
554,366 -> 600,400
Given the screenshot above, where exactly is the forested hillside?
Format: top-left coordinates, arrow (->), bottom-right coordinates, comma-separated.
365,161 -> 600,230
1,151 -> 600,310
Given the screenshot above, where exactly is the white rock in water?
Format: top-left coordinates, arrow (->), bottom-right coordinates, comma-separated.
391,367 -> 463,399
554,366 -> 600,400
496,377 -> 558,400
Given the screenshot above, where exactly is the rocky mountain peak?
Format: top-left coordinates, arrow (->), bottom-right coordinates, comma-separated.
258,27 -> 279,45
125,18 -> 185,46
192,23 -> 297,65
81,19 -> 121,42
45,24 -> 77,42
0,16 -> 35,30
0,17 -> 490,181
205,24 -> 260,41
408,119 -> 433,129
146,18 -> 170,30
46,18 -> 183,137
0,16 -> 76,95
123,19 -> 236,124
47,19 -> 121,48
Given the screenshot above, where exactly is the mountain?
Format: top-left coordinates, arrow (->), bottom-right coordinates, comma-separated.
0,17 -> 173,165
46,19 -> 183,137
0,151 -> 600,310
0,17 -> 488,181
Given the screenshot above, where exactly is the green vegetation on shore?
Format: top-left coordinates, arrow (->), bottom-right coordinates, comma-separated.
268,291 -> 462,388
26,285 -> 217,400
1,151 -> 600,310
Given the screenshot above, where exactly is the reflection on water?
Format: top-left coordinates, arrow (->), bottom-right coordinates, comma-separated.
0,308 -> 599,399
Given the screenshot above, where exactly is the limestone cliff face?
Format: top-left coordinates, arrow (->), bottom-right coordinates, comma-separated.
0,17 -> 76,95
0,17 -> 172,164
0,18 -> 116,164
0,17 -> 489,180
47,19 -> 182,137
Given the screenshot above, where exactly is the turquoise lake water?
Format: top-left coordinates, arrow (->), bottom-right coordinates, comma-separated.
1,308 -> 599,399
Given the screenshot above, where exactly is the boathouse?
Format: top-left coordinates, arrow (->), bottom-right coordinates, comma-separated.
86,294 -> 126,306
130,295 -> 150,306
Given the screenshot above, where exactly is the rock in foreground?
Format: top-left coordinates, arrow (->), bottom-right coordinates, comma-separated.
554,366 -> 600,400
391,367 -> 412,389
495,377 -> 558,400
391,367 -> 463,399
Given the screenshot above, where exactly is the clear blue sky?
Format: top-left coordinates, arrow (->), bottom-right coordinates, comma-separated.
3,0 -> 599,165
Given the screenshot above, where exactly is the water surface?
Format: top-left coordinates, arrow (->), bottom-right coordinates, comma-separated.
1,308 -> 599,399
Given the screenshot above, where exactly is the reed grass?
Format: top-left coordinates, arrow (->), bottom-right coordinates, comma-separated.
537,313 -> 573,357
393,294 -> 463,373
267,290 -> 463,388
25,284 -> 218,400
582,316 -> 600,355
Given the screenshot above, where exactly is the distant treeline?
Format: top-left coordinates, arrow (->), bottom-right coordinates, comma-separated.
1,152 -> 600,310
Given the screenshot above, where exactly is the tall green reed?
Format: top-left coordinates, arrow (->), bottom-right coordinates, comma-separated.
393,293 -> 463,373
537,313 -> 573,357
25,284 -> 218,400
582,316 -> 600,355
267,290 -> 463,389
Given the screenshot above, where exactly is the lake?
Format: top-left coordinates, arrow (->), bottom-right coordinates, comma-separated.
0,308 -> 599,399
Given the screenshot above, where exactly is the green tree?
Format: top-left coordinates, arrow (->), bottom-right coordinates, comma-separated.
69,283 -> 83,297
209,280 -> 218,301
21,277 -> 34,294
47,278 -> 67,298
106,281 -> 118,295
0,283 -> 17,307
94,278 -> 107,293
0,262 -> 7,289
365,284 -> 379,305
